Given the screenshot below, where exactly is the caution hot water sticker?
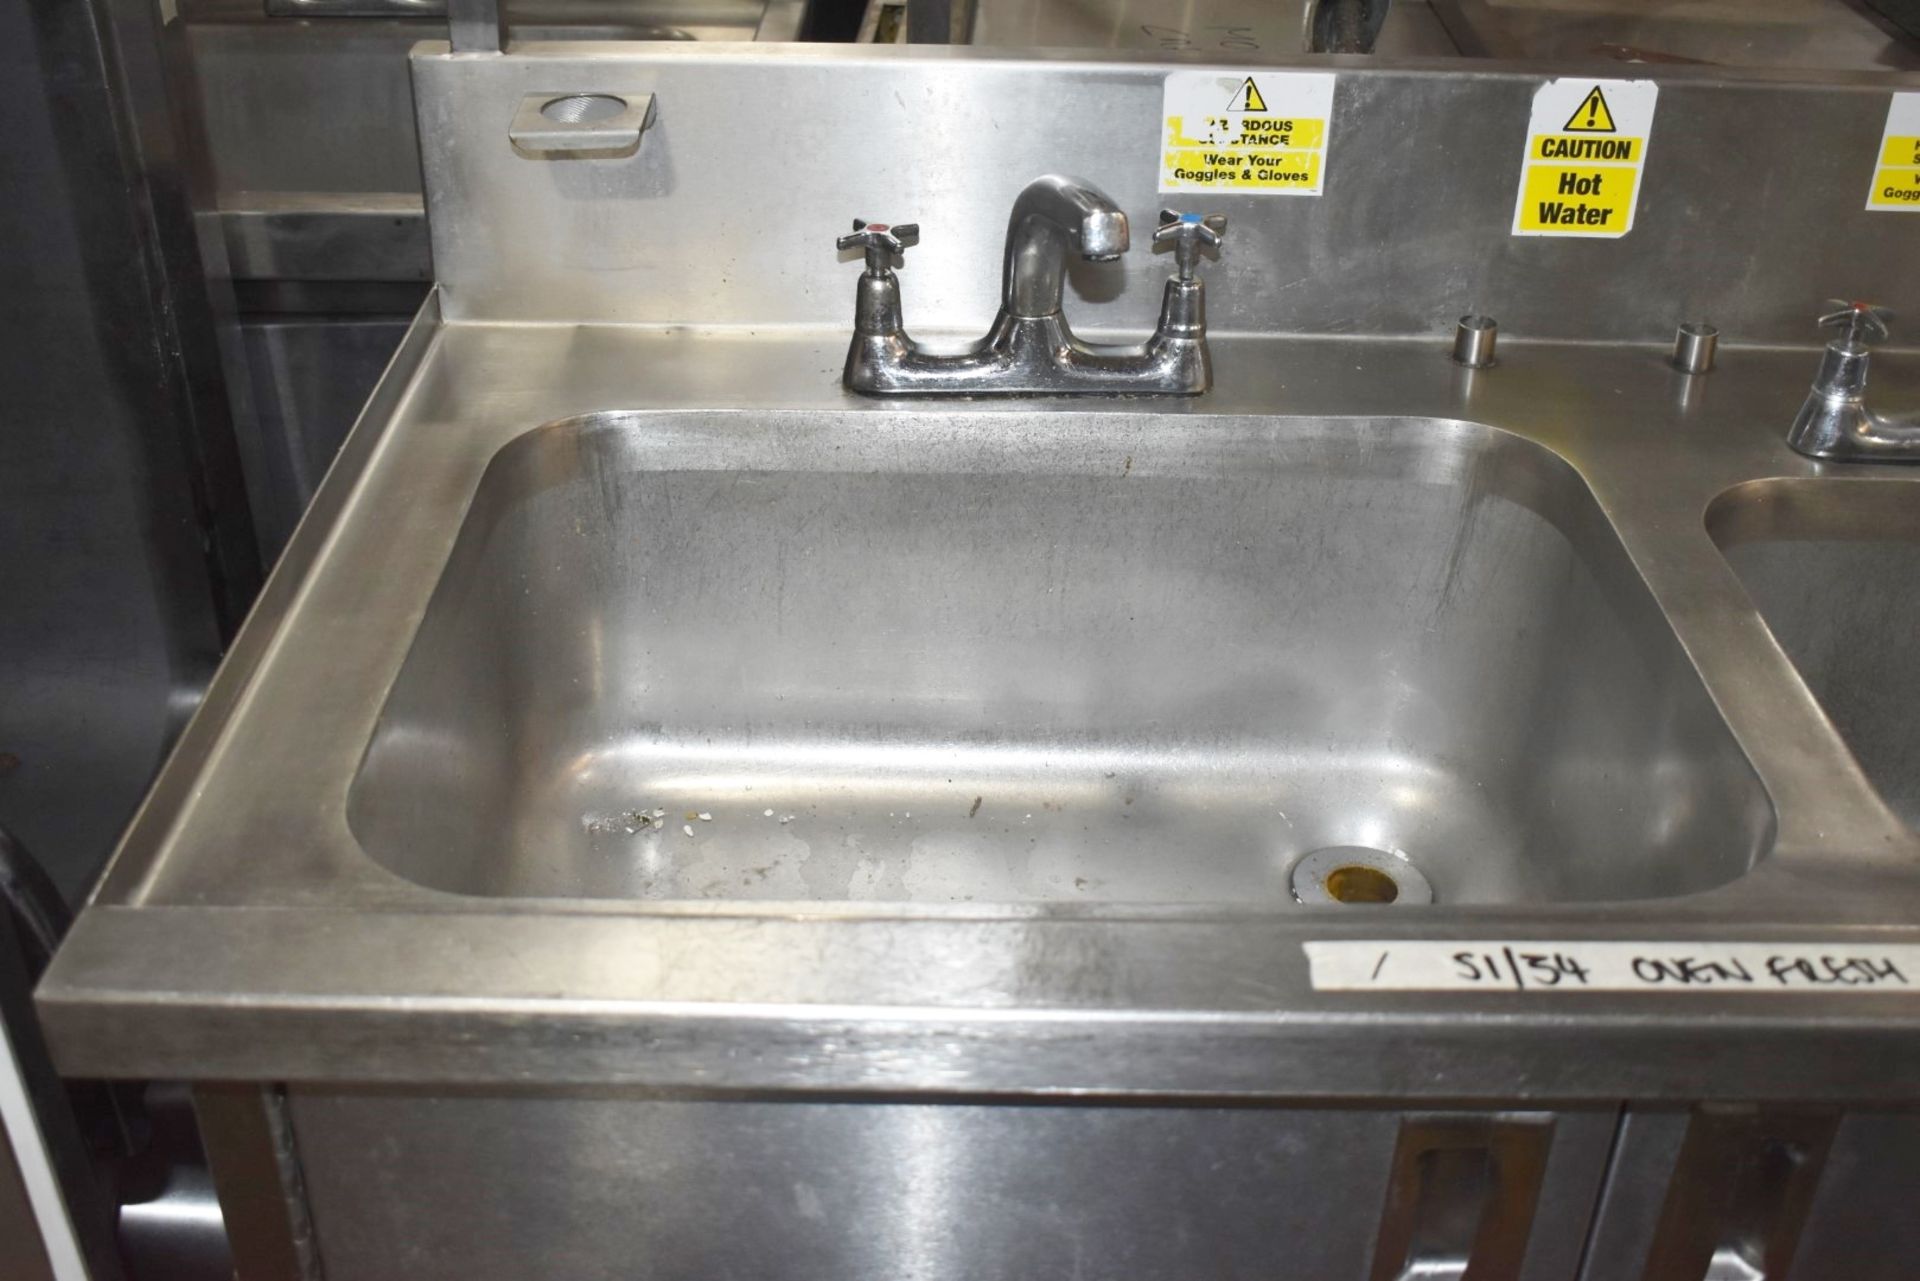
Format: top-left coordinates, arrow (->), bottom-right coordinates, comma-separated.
1160,71 -> 1336,195
1868,93 -> 1920,210
1512,78 -> 1658,237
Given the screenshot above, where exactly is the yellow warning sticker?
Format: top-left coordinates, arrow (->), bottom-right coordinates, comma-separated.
1867,94 -> 1920,211
1159,71 -> 1336,196
1511,78 -> 1658,238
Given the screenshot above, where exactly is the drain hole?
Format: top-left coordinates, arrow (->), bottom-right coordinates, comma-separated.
1291,845 -> 1435,906
1325,864 -> 1399,904
541,94 -> 627,125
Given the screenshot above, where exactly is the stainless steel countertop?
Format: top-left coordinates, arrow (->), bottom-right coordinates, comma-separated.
36,301 -> 1920,1099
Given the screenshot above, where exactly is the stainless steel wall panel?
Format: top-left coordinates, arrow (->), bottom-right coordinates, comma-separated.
413,45 -> 1920,344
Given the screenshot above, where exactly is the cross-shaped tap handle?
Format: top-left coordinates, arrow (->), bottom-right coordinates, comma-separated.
1818,299 -> 1892,347
1152,210 -> 1229,282
838,219 -> 920,273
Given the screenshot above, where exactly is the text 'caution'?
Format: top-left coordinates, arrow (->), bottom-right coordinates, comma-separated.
1160,71 -> 1336,196
1868,92 -> 1920,211
1511,78 -> 1657,238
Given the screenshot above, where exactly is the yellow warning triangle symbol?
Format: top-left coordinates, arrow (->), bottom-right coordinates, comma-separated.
1229,77 -> 1268,113
1563,86 -> 1617,133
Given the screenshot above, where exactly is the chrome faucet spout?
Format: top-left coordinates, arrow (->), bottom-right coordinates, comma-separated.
1001,175 -> 1130,320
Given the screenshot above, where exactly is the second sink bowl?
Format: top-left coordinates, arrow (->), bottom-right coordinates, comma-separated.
1711,478 -> 1920,834
347,413 -> 1771,906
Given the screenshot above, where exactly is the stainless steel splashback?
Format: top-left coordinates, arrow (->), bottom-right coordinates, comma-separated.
413,43 -> 1920,342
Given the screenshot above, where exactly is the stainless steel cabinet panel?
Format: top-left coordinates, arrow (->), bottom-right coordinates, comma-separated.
1581,1107 -> 1920,1281
291,1090 -> 1614,1281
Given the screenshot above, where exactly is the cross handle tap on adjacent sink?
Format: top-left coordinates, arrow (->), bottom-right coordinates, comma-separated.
1787,298 -> 1920,462
1816,299 -> 1892,348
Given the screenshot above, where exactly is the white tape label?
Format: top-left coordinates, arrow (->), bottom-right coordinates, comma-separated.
1304,941 -> 1920,993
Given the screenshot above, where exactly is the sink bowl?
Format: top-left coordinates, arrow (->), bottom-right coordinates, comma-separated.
1710,478 -> 1920,833
347,412 -> 1769,905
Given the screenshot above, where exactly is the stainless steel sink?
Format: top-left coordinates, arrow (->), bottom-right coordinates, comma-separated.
348,411 -> 1769,905
35,323 -> 1920,1102
1711,478 -> 1920,833
35,42 -> 1920,1116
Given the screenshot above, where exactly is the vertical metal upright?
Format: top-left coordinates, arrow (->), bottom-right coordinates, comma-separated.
1,0 -> 258,895
0,0 -> 263,1264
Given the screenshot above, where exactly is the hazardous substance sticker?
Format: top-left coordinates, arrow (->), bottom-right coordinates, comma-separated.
1867,93 -> 1920,210
1160,71 -> 1336,195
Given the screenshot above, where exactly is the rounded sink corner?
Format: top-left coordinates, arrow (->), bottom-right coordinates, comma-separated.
1708,476 -> 1920,839
1706,474 -> 1920,552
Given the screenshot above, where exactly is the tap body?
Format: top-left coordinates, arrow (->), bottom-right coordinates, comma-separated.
1787,302 -> 1920,462
1787,340 -> 1920,462
841,175 -> 1220,397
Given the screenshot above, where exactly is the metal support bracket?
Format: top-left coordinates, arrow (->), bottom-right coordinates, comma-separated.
508,92 -> 656,158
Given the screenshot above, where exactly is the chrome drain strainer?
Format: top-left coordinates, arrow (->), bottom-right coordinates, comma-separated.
1290,845 -> 1434,906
